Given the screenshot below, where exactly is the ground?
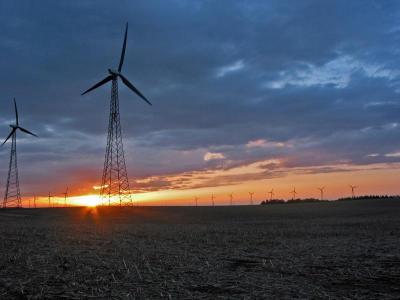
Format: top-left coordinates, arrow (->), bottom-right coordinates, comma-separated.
0,198 -> 399,299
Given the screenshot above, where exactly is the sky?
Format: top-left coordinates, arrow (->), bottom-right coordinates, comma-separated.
0,0 -> 400,206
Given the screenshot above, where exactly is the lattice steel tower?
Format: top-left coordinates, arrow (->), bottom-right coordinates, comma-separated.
4,131 -> 21,207
82,23 -> 152,206
100,79 -> 132,205
2,98 -> 37,208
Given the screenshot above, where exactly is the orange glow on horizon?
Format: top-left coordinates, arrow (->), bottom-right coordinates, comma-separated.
18,162 -> 400,207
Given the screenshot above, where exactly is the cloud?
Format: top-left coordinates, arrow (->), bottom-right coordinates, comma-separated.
265,55 -> 400,89
385,152 -> 400,157
204,152 -> 225,161
246,139 -> 268,148
246,139 -> 286,148
128,158 -> 400,193
215,60 -> 244,78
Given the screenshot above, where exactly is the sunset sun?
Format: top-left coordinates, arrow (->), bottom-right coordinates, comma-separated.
72,195 -> 101,207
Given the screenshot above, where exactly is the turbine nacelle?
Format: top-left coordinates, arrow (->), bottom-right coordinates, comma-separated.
108,69 -> 120,76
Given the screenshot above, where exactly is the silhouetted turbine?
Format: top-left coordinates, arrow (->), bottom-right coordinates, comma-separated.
62,187 -> 69,207
81,23 -> 152,206
48,192 -> 53,208
2,98 -> 37,208
317,186 -> 325,201
249,192 -> 254,205
269,189 -> 274,201
291,187 -> 297,200
349,185 -> 357,198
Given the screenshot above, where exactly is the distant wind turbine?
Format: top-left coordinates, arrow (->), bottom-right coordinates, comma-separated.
291,188 -> 297,200
229,193 -> 233,206
62,187 -> 69,207
269,189 -> 274,201
48,192 -> 53,208
349,185 -> 357,198
317,186 -> 325,201
194,196 -> 198,207
211,194 -> 215,206
2,98 -> 38,208
249,192 -> 254,205
33,195 -> 37,208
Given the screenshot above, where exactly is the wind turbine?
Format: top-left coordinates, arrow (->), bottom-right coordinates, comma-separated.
290,188 -> 297,200
81,23 -> 151,207
229,193 -> 233,205
62,187 -> 69,207
249,192 -> 254,205
349,185 -> 357,198
268,189 -> 274,201
48,192 -> 53,208
2,98 -> 37,208
33,195 -> 37,208
317,186 -> 325,201
194,196 -> 198,207
211,194 -> 215,206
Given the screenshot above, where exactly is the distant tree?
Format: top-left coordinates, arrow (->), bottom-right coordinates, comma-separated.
260,199 -> 285,205
337,195 -> 399,201
260,194 -> 399,205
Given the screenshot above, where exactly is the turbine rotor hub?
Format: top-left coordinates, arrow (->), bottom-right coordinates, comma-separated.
108,69 -> 119,76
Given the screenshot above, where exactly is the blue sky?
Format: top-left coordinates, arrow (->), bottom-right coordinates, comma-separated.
0,1 -> 400,198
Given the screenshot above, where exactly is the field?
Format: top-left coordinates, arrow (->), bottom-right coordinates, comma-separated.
0,199 -> 399,299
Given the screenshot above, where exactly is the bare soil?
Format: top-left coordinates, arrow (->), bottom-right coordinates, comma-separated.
0,198 -> 399,299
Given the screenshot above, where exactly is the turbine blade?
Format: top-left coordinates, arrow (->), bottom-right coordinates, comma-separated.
18,126 -> 38,137
118,23 -> 128,72
119,74 -> 152,106
81,75 -> 113,95
14,98 -> 19,126
2,129 -> 15,146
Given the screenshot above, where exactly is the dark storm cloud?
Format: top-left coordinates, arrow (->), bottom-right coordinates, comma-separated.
0,0 -> 399,193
